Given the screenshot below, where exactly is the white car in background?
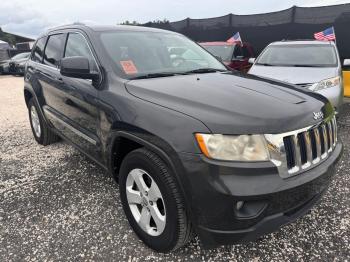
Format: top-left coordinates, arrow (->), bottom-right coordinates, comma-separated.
248,40 -> 344,112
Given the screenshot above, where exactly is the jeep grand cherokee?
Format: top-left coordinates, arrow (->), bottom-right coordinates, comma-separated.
24,24 -> 342,252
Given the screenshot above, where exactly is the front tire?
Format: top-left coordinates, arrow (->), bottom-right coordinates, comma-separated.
28,98 -> 59,145
119,148 -> 193,252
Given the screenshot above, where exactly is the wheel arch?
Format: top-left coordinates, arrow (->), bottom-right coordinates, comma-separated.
108,131 -> 194,222
24,88 -> 34,108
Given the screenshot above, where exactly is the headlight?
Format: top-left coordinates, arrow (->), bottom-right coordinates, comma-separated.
195,134 -> 270,161
311,76 -> 340,91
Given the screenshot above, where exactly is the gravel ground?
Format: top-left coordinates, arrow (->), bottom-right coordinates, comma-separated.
0,75 -> 349,261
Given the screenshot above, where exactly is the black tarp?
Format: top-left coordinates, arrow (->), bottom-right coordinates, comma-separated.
145,4 -> 350,59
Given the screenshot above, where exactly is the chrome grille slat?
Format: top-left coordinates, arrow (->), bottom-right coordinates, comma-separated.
292,135 -> 302,172
321,124 -> 328,158
328,121 -> 333,152
313,128 -> 321,164
332,117 -> 337,145
265,115 -> 337,178
303,131 -> 313,167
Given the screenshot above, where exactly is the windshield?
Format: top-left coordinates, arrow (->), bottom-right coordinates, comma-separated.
202,45 -> 234,61
11,52 -> 30,60
256,44 -> 338,67
100,31 -> 226,79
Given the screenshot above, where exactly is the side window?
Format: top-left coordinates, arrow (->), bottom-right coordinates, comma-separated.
233,45 -> 243,58
32,37 -> 46,63
43,34 -> 66,68
64,33 -> 98,72
242,46 -> 252,58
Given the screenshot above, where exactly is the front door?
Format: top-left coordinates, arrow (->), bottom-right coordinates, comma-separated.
41,31 -> 102,163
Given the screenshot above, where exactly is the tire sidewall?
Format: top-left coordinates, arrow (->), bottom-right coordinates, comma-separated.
119,150 -> 180,252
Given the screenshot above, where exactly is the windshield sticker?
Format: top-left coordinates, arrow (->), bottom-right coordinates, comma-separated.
120,60 -> 138,74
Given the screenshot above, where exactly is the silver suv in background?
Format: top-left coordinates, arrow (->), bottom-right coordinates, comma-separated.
248,40 -> 343,111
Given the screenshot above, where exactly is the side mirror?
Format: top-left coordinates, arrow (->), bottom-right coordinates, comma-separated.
248,58 -> 256,64
60,56 -> 99,80
343,59 -> 350,68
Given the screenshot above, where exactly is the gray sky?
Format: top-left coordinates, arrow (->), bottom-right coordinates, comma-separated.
1,0 -> 350,38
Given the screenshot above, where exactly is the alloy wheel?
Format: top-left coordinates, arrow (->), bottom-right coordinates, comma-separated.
126,168 -> 166,236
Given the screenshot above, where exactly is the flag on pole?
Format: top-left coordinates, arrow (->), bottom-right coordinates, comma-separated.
227,32 -> 242,44
314,27 -> 336,41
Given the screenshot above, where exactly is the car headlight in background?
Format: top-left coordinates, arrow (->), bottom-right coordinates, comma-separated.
311,76 -> 340,91
195,134 -> 270,161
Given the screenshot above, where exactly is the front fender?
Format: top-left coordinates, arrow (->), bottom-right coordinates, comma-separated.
106,130 -> 197,227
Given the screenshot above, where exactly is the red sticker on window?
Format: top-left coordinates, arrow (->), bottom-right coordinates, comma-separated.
120,60 -> 138,74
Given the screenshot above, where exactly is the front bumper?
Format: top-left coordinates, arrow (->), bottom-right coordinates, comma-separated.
178,142 -> 343,248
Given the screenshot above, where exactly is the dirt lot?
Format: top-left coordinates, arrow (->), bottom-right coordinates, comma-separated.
0,75 -> 349,261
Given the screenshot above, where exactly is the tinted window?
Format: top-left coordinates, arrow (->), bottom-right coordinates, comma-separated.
233,45 -> 243,58
43,34 -> 66,68
256,44 -> 338,67
242,47 -> 252,58
32,38 -> 46,63
64,33 -> 98,72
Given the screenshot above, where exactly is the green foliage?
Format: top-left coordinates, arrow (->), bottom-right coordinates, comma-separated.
120,20 -> 139,26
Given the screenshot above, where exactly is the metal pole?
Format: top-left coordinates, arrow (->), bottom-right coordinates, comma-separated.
333,26 -> 337,46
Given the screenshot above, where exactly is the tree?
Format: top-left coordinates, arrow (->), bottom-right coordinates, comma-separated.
120,20 -> 139,26
143,19 -> 171,30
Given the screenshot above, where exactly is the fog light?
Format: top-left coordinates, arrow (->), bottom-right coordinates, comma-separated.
234,200 -> 268,219
236,201 -> 245,210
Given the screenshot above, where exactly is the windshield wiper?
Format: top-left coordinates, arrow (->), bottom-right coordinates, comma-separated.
182,68 -> 228,74
130,72 -> 178,80
290,64 -> 327,68
256,63 -> 277,66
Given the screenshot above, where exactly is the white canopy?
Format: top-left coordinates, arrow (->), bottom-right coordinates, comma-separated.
0,40 -> 10,49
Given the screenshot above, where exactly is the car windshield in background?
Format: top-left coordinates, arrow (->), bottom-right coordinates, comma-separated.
11,53 -> 30,60
202,45 -> 234,61
100,31 -> 227,79
256,44 -> 337,67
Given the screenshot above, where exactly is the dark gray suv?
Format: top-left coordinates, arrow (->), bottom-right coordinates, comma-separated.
24,24 -> 342,252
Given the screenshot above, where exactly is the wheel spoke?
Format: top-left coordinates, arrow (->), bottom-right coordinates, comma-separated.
139,207 -> 151,231
148,181 -> 162,201
130,169 -> 149,193
126,188 -> 142,204
149,205 -> 166,233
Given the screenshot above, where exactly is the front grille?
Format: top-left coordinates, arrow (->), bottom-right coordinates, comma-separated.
283,116 -> 337,175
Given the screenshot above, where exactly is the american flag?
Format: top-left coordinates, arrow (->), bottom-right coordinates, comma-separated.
314,27 -> 336,41
227,32 -> 242,44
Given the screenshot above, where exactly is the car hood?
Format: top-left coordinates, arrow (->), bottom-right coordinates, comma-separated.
11,58 -> 28,64
125,72 -> 331,134
0,59 -> 10,65
249,65 -> 338,85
